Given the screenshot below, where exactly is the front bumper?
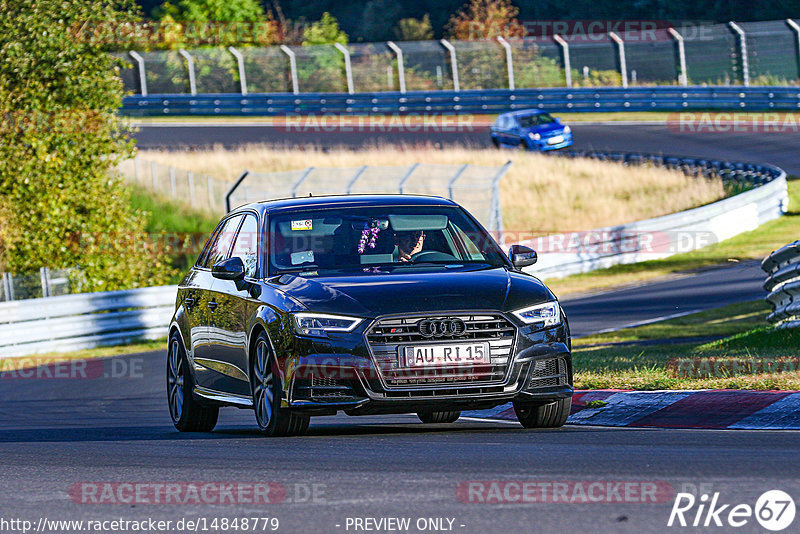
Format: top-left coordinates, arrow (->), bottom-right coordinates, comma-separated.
281,319 -> 572,416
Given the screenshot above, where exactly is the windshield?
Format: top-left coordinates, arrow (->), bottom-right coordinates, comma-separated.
268,205 -> 507,275
516,113 -> 556,128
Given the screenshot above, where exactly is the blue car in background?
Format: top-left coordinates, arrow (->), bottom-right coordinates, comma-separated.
490,110 -> 573,151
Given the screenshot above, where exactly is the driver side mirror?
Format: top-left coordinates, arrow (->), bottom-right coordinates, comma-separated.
509,245 -> 537,269
212,256 -> 245,281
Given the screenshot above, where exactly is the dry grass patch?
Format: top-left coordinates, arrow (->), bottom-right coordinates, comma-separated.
140,145 -> 725,233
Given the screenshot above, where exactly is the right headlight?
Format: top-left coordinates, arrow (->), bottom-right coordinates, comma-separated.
291,312 -> 363,338
530,132 -> 541,140
512,301 -> 561,328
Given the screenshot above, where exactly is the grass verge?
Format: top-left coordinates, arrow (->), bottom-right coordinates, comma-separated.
573,300 -> 800,390
0,339 -> 166,372
547,178 -> 799,296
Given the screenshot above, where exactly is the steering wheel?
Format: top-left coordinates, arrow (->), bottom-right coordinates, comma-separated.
410,251 -> 457,261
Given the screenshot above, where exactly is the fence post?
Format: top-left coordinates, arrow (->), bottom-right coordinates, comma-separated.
398,163 -> 419,194
334,43 -> 354,94
133,155 -> 141,183
3,273 -> 14,302
346,166 -> 367,194
387,41 -> 406,93
290,167 -> 315,198
225,170 -> 250,213
447,164 -> 468,200
609,32 -> 628,88
228,46 -> 248,95
128,51 -> 147,96
440,39 -> 460,92
207,176 -> 215,210
178,49 -> 197,95
280,45 -> 300,94
151,161 -> 158,191
188,171 -> 195,207
668,27 -> 688,86
729,22 -> 750,86
169,166 -> 177,197
496,37 -> 515,90
40,267 -> 51,298
552,35 -> 572,87
787,19 -> 800,80
489,161 -> 513,243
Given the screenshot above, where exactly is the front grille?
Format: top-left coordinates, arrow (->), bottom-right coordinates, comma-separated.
365,313 -> 516,388
528,358 -> 568,388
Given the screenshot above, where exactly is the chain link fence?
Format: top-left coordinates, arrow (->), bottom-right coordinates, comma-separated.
0,268 -> 77,302
118,20 -> 800,96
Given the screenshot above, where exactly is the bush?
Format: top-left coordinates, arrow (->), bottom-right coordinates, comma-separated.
0,0 -> 174,291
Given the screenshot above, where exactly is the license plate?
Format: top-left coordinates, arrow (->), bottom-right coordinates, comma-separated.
547,135 -> 565,144
401,343 -> 490,368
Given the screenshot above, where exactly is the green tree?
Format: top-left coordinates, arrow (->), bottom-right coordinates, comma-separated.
0,0 -> 173,291
154,0 -> 266,22
302,11 -> 348,46
394,14 -> 434,41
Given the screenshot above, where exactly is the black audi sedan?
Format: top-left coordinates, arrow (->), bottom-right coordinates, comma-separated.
167,195 -> 572,436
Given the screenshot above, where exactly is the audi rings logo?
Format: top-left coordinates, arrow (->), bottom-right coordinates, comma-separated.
418,318 -> 467,338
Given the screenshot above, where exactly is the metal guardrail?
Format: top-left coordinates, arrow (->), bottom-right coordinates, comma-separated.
121,86 -> 800,116
763,241 -> 800,328
518,151 -> 788,279
0,286 -> 177,358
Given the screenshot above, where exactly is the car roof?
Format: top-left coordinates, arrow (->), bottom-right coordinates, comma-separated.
231,194 -> 459,216
499,109 -> 548,118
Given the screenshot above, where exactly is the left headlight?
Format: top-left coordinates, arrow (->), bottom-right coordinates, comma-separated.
563,125 -> 571,134
530,132 -> 541,140
291,312 -> 364,337
512,301 -> 561,328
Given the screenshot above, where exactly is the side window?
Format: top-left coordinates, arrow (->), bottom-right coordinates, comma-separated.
230,214 -> 260,278
200,215 -> 243,269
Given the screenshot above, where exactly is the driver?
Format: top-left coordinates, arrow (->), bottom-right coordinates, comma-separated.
395,230 -> 425,262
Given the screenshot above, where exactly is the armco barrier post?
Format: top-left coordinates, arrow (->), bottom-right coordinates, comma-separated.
729,22 -> 750,86
496,37 -> 515,90
668,27 -> 688,86
552,35 -> 571,87
608,32 -> 628,88
128,51 -> 147,96
387,41 -> 406,94
280,45 -> 299,95
178,49 -> 197,95
440,39 -> 460,92
334,43 -> 354,94
228,46 -> 248,95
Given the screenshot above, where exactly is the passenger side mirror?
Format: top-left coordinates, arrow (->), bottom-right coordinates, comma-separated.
509,245 -> 537,269
212,257 -> 245,281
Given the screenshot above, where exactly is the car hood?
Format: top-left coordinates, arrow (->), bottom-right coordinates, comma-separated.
524,122 -> 565,135
271,266 -> 555,318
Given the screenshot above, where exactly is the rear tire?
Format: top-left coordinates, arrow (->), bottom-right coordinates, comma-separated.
167,334 -> 219,432
251,332 -> 310,437
417,410 -> 461,424
513,398 -> 571,428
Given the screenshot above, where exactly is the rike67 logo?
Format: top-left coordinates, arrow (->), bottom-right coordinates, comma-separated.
668,490 -> 796,531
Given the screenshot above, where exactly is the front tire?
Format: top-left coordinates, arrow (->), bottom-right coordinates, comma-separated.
417,410 -> 461,424
251,332 -> 310,437
167,334 -> 218,432
513,398 -> 571,428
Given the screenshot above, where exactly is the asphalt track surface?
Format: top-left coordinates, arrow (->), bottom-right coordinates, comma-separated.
132,121 -> 800,175
0,124 -> 796,533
